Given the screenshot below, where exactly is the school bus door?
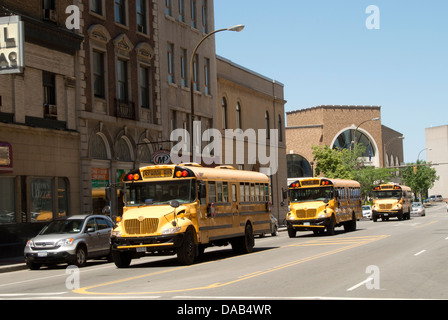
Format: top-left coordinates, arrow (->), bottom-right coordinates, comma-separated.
230,183 -> 239,228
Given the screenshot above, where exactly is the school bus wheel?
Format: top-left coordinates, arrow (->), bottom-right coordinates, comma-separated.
177,228 -> 197,266
112,250 -> 132,268
287,227 -> 296,238
231,223 -> 254,254
326,215 -> 336,236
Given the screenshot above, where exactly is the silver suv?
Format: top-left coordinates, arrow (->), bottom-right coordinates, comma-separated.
24,215 -> 114,270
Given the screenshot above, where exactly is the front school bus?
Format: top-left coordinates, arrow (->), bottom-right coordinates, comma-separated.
110,164 -> 272,267
371,184 -> 412,222
286,178 -> 362,237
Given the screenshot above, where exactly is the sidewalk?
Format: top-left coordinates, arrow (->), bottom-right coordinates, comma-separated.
0,256 -> 28,273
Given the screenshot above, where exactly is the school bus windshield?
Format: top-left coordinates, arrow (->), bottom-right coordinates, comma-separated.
289,187 -> 334,202
373,190 -> 402,200
125,180 -> 196,206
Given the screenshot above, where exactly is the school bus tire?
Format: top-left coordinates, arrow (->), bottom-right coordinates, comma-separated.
326,215 -> 336,236
112,250 -> 132,268
232,223 -> 254,254
177,228 -> 197,266
344,212 -> 357,232
287,227 -> 297,238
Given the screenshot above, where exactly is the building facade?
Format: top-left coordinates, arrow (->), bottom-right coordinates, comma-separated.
217,56 -> 288,222
286,105 -> 404,180
426,125 -> 448,199
0,1 -> 83,257
79,0 -> 161,216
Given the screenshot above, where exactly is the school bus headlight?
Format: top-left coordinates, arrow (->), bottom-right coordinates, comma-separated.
318,211 -> 330,218
162,227 -> 181,235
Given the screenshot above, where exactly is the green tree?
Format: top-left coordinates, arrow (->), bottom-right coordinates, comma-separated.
352,166 -> 397,200
402,161 -> 439,201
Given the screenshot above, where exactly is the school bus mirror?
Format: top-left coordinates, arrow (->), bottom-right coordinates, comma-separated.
282,188 -> 288,201
170,200 -> 180,208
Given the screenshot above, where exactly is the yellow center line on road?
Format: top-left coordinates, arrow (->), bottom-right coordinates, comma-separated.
73,234 -> 389,296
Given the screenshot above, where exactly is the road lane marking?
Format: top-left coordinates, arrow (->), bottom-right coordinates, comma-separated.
347,278 -> 374,291
73,235 -> 390,296
414,250 -> 426,256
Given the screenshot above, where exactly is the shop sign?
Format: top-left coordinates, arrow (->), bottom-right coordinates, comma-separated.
0,15 -> 24,75
0,142 -> 13,173
151,150 -> 171,165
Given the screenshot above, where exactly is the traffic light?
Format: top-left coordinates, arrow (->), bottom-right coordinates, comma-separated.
413,166 -> 418,174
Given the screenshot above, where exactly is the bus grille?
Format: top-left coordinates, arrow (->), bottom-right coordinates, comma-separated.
379,204 -> 393,210
124,218 -> 159,235
295,209 -> 317,219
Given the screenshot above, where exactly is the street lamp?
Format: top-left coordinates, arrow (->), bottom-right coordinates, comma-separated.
417,147 -> 432,162
189,25 -> 245,162
351,117 -> 380,151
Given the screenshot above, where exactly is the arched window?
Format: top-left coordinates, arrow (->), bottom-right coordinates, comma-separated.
236,102 -> 242,129
89,133 -> 109,160
333,129 -> 376,158
221,97 -> 228,130
286,154 -> 313,178
115,136 -> 133,162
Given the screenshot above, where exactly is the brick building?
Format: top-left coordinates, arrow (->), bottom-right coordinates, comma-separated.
0,1 -> 83,257
286,105 -> 404,180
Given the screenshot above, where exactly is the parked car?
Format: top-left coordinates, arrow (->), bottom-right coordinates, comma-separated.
412,202 -> 426,216
24,214 -> 114,270
429,195 -> 444,202
256,214 -> 279,237
362,205 -> 372,220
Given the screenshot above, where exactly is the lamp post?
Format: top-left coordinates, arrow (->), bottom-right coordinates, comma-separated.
189,24 -> 245,163
351,117 -> 380,151
417,147 -> 432,162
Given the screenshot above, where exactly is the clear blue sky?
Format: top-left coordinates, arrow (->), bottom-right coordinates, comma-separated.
214,0 -> 448,163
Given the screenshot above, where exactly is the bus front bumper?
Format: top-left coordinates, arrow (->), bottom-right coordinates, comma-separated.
111,233 -> 184,253
287,218 -> 328,231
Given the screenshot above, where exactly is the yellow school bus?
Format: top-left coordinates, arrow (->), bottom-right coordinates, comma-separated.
286,178 -> 362,237
110,164 -> 271,267
371,184 -> 412,222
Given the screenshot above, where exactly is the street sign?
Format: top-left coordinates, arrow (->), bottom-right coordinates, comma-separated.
0,15 -> 25,74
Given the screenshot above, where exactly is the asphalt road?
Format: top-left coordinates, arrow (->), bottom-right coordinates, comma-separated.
1,203 -> 447,301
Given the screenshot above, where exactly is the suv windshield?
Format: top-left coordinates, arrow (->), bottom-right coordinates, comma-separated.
289,187 -> 333,202
39,219 -> 85,235
125,180 -> 196,206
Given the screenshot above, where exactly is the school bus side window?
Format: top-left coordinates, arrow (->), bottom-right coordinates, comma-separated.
199,181 -> 206,204
223,182 -> 229,202
217,181 -> 223,203
245,183 -> 250,202
240,183 -> 245,202
232,184 -> 237,202
208,181 -> 216,203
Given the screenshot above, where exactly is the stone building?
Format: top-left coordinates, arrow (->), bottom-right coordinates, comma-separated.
286,105 -> 404,180
426,125 -> 448,199
217,56 -> 288,222
0,1 -> 83,257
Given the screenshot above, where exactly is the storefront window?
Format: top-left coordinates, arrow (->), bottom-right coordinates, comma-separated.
0,177 -> 16,224
57,178 -> 69,218
30,178 -> 53,222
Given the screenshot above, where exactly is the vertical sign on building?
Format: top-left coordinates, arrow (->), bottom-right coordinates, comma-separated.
0,15 -> 24,74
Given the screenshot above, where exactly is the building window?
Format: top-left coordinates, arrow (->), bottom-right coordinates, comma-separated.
165,0 -> 172,16
90,134 -> 108,160
221,98 -> 228,130
278,115 -> 283,142
190,0 -> 197,29
178,0 -> 185,22
204,58 -> 210,95
167,43 -> 175,84
180,48 -> 187,87
43,71 -> 56,106
93,51 -> 105,98
116,137 -> 132,162
193,54 -> 199,91
333,129 -> 376,158
136,0 -> 147,33
30,178 -> 53,222
139,65 -> 151,109
114,0 -> 126,25
43,0 -> 55,10
236,102 -> 242,129
90,0 -> 103,15
201,0 -> 208,33
265,111 -> 270,139
117,59 -> 129,101
0,177 -> 15,224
